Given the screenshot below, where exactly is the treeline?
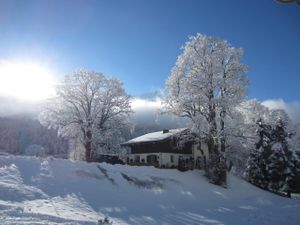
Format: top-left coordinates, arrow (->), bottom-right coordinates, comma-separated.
0,116 -> 68,157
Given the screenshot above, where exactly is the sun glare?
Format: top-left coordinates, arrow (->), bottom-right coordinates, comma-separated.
0,61 -> 56,101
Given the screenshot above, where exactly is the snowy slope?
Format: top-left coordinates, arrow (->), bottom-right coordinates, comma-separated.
0,156 -> 299,225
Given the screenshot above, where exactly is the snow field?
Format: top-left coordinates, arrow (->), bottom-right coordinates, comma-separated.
0,155 -> 299,225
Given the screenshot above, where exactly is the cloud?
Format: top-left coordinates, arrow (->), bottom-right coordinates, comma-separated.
0,96 -> 41,117
131,97 -> 162,110
131,97 -> 300,128
130,97 -> 188,129
262,99 -> 300,124
130,97 -> 162,127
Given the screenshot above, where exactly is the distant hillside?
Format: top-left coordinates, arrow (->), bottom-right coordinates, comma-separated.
0,116 -> 68,157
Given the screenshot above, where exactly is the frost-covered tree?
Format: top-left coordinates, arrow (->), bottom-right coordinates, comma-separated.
268,121 -> 291,191
95,114 -> 132,155
227,100 -> 271,175
245,118 -> 272,188
290,123 -> 300,151
39,69 -> 132,162
163,33 -> 248,186
245,109 -> 300,195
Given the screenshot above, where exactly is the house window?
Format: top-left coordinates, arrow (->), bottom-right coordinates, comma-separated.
147,155 -> 157,164
170,155 -> 174,163
135,155 -> 140,163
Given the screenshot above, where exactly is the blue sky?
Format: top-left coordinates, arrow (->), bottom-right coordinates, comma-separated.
0,0 -> 299,102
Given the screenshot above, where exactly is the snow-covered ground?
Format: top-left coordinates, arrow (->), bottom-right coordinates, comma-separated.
0,155 -> 299,225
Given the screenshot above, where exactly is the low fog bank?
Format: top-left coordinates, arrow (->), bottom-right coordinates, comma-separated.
0,96 -> 42,118
0,96 -> 188,136
0,96 -> 299,139
130,97 -> 188,137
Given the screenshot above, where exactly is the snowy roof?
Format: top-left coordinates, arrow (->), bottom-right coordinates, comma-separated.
122,128 -> 187,145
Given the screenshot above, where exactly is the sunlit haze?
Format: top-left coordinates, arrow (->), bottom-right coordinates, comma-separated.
131,98 -> 162,110
0,61 -> 56,101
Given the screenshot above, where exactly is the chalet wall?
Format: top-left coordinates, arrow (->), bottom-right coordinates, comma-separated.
130,139 -> 192,155
128,152 -> 192,167
159,153 -> 191,167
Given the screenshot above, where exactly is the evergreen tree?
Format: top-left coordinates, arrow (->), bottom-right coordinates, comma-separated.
245,119 -> 272,188
267,120 -> 289,191
245,115 -> 300,195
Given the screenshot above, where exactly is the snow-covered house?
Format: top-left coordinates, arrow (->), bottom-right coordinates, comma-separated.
121,128 -> 209,169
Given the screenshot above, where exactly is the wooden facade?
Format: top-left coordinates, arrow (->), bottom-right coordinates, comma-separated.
129,139 -> 193,155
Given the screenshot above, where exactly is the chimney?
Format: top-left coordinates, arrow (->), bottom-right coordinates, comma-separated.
163,129 -> 169,134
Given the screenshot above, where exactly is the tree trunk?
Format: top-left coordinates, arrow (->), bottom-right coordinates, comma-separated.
220,111 -> 226,153
206,72 -> 227,187
206,104 -> 227,186
207,107 -> 222,185
84,130 -> 93,162
219,110 -> 227,187
219,67 -> 227,187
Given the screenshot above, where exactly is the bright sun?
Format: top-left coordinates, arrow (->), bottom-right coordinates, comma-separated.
0,61 -> 56,101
